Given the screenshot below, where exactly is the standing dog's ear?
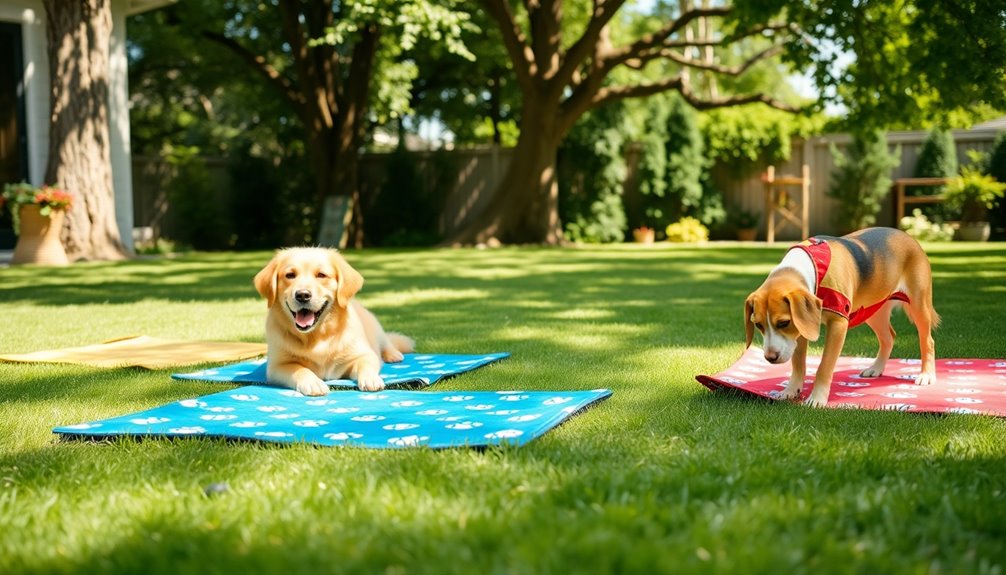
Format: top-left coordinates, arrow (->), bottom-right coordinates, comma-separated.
253,255 -> 279,307
744,294 -> 757,348
331,251 -> 364,308
788,290 -> 823,342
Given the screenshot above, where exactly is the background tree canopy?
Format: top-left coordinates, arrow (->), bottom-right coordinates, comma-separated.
125,0 -> 1006,247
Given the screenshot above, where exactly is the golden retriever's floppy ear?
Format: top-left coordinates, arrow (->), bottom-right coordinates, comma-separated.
253,254 -> 280,307
331,251 -> 364,308
744,294 -> 757,348
787,290 -> 823,342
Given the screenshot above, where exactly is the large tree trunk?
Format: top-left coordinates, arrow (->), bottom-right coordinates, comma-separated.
43,0 -> 127,261
448,104 -> 564,245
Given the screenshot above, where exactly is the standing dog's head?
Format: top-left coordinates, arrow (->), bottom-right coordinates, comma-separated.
253,247 -> 364,334
744,274 -> 823,364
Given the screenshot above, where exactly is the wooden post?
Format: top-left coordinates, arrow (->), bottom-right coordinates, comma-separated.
764,166 -> 776,244
801,163 -> 810,239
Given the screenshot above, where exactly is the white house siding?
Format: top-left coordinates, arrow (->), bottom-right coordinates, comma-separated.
0,0 -> 138,252
0,1 -> 47,189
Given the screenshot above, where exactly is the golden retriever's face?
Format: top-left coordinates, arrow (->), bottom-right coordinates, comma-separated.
254,248 -> 363,334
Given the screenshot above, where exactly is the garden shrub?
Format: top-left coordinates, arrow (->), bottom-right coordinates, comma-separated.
986,131 -> 1006,239
165,146 -> 232,250
559,104 -> 628,243
911,127 -> 957,193
899,209 -> 954,241
664,216 -> 708,243
910,127 -> 957,221
827,130 -> 900,232
632,94 -> 724,234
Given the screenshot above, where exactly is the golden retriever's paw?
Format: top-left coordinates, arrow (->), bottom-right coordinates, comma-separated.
296,379 -> 329,397
357,373 -> 386,392
914,372 -> 936,386
382,348 -> 405,363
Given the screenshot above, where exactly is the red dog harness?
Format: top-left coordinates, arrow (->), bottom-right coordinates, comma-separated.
790,237 -> 910,327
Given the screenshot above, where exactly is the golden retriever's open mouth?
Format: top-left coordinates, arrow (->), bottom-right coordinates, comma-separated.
289,301 -> 329,332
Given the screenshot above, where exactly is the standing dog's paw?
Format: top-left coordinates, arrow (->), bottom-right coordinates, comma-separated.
803,393 -> 829,408
859,367 -> 884,378
357,372 -> 386,392
296,378 -> 329,397
914,372 -> 936,386
779,388 -> 802,401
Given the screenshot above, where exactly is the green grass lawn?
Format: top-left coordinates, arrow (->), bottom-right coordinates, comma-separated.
1,242 -> 1004,574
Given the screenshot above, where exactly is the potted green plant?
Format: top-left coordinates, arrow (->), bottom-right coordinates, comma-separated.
942,157 -> 1006,242
730,208 -> 760,241
1,182 -> 73,265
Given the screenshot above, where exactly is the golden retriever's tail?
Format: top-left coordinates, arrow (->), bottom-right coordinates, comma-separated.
386,332 -> 416,353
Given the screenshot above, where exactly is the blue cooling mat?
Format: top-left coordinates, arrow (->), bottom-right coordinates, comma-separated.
171,353 -> 510,388
53,386 -> 612,449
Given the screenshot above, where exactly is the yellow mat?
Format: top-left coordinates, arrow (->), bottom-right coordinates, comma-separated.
0,335 -> 267,370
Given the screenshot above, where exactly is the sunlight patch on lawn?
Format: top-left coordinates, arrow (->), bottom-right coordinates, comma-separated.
363,288 -> 491,307
549,308 -> 617,320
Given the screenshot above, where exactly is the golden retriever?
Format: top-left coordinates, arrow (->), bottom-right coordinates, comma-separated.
253,247 -> 414,395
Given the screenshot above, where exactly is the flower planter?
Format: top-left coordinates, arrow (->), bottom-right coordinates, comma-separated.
736,228 -> 757,242
632,228 -> 655,244
955,221 -> 990,242
11,204 -> 69,266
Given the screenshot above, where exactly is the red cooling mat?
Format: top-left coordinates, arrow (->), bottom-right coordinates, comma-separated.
696,347 -> 1006,416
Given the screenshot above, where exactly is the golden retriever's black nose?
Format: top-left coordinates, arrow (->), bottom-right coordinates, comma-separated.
295,290 -> 312,303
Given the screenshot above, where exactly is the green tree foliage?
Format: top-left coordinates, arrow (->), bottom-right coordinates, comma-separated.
700,105 -> 822,176
128,0 -> 474,246
558,104 -> 628,243
665,95 -> 706,218
827,131 -> 901,232
408,6 -> 519,147
735,0 -> 1006,129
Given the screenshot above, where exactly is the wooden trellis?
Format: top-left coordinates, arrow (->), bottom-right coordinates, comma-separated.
763,165 -> 810,244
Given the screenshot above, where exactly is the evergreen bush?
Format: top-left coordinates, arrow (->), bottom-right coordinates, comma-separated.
985,131 -> 1006,239
827,130 -> 900,232
559,104 -> 628,243
911,127 -> 957,194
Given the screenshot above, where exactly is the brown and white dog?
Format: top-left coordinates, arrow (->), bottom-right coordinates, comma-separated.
744,227 -> 939,407
253,247 -> 414,396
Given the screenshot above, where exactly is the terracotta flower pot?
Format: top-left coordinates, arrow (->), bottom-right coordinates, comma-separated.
633,228 -> 655,244
11,204 -> 69,266
736,228 -> 758,242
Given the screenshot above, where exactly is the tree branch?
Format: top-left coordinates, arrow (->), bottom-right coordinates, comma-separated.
479,0 -> 535,93
622,21 -> 794,70
200,30 -> 303,107
277,0 -> 333,128
603,6 -> 731,71
633,44 -> 785,76
592,75 -> 800,113
554,0 -> 628,85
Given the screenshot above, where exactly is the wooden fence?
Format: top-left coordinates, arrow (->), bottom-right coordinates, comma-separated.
711,128 -> 1000,240
132,127 -> 1001,243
